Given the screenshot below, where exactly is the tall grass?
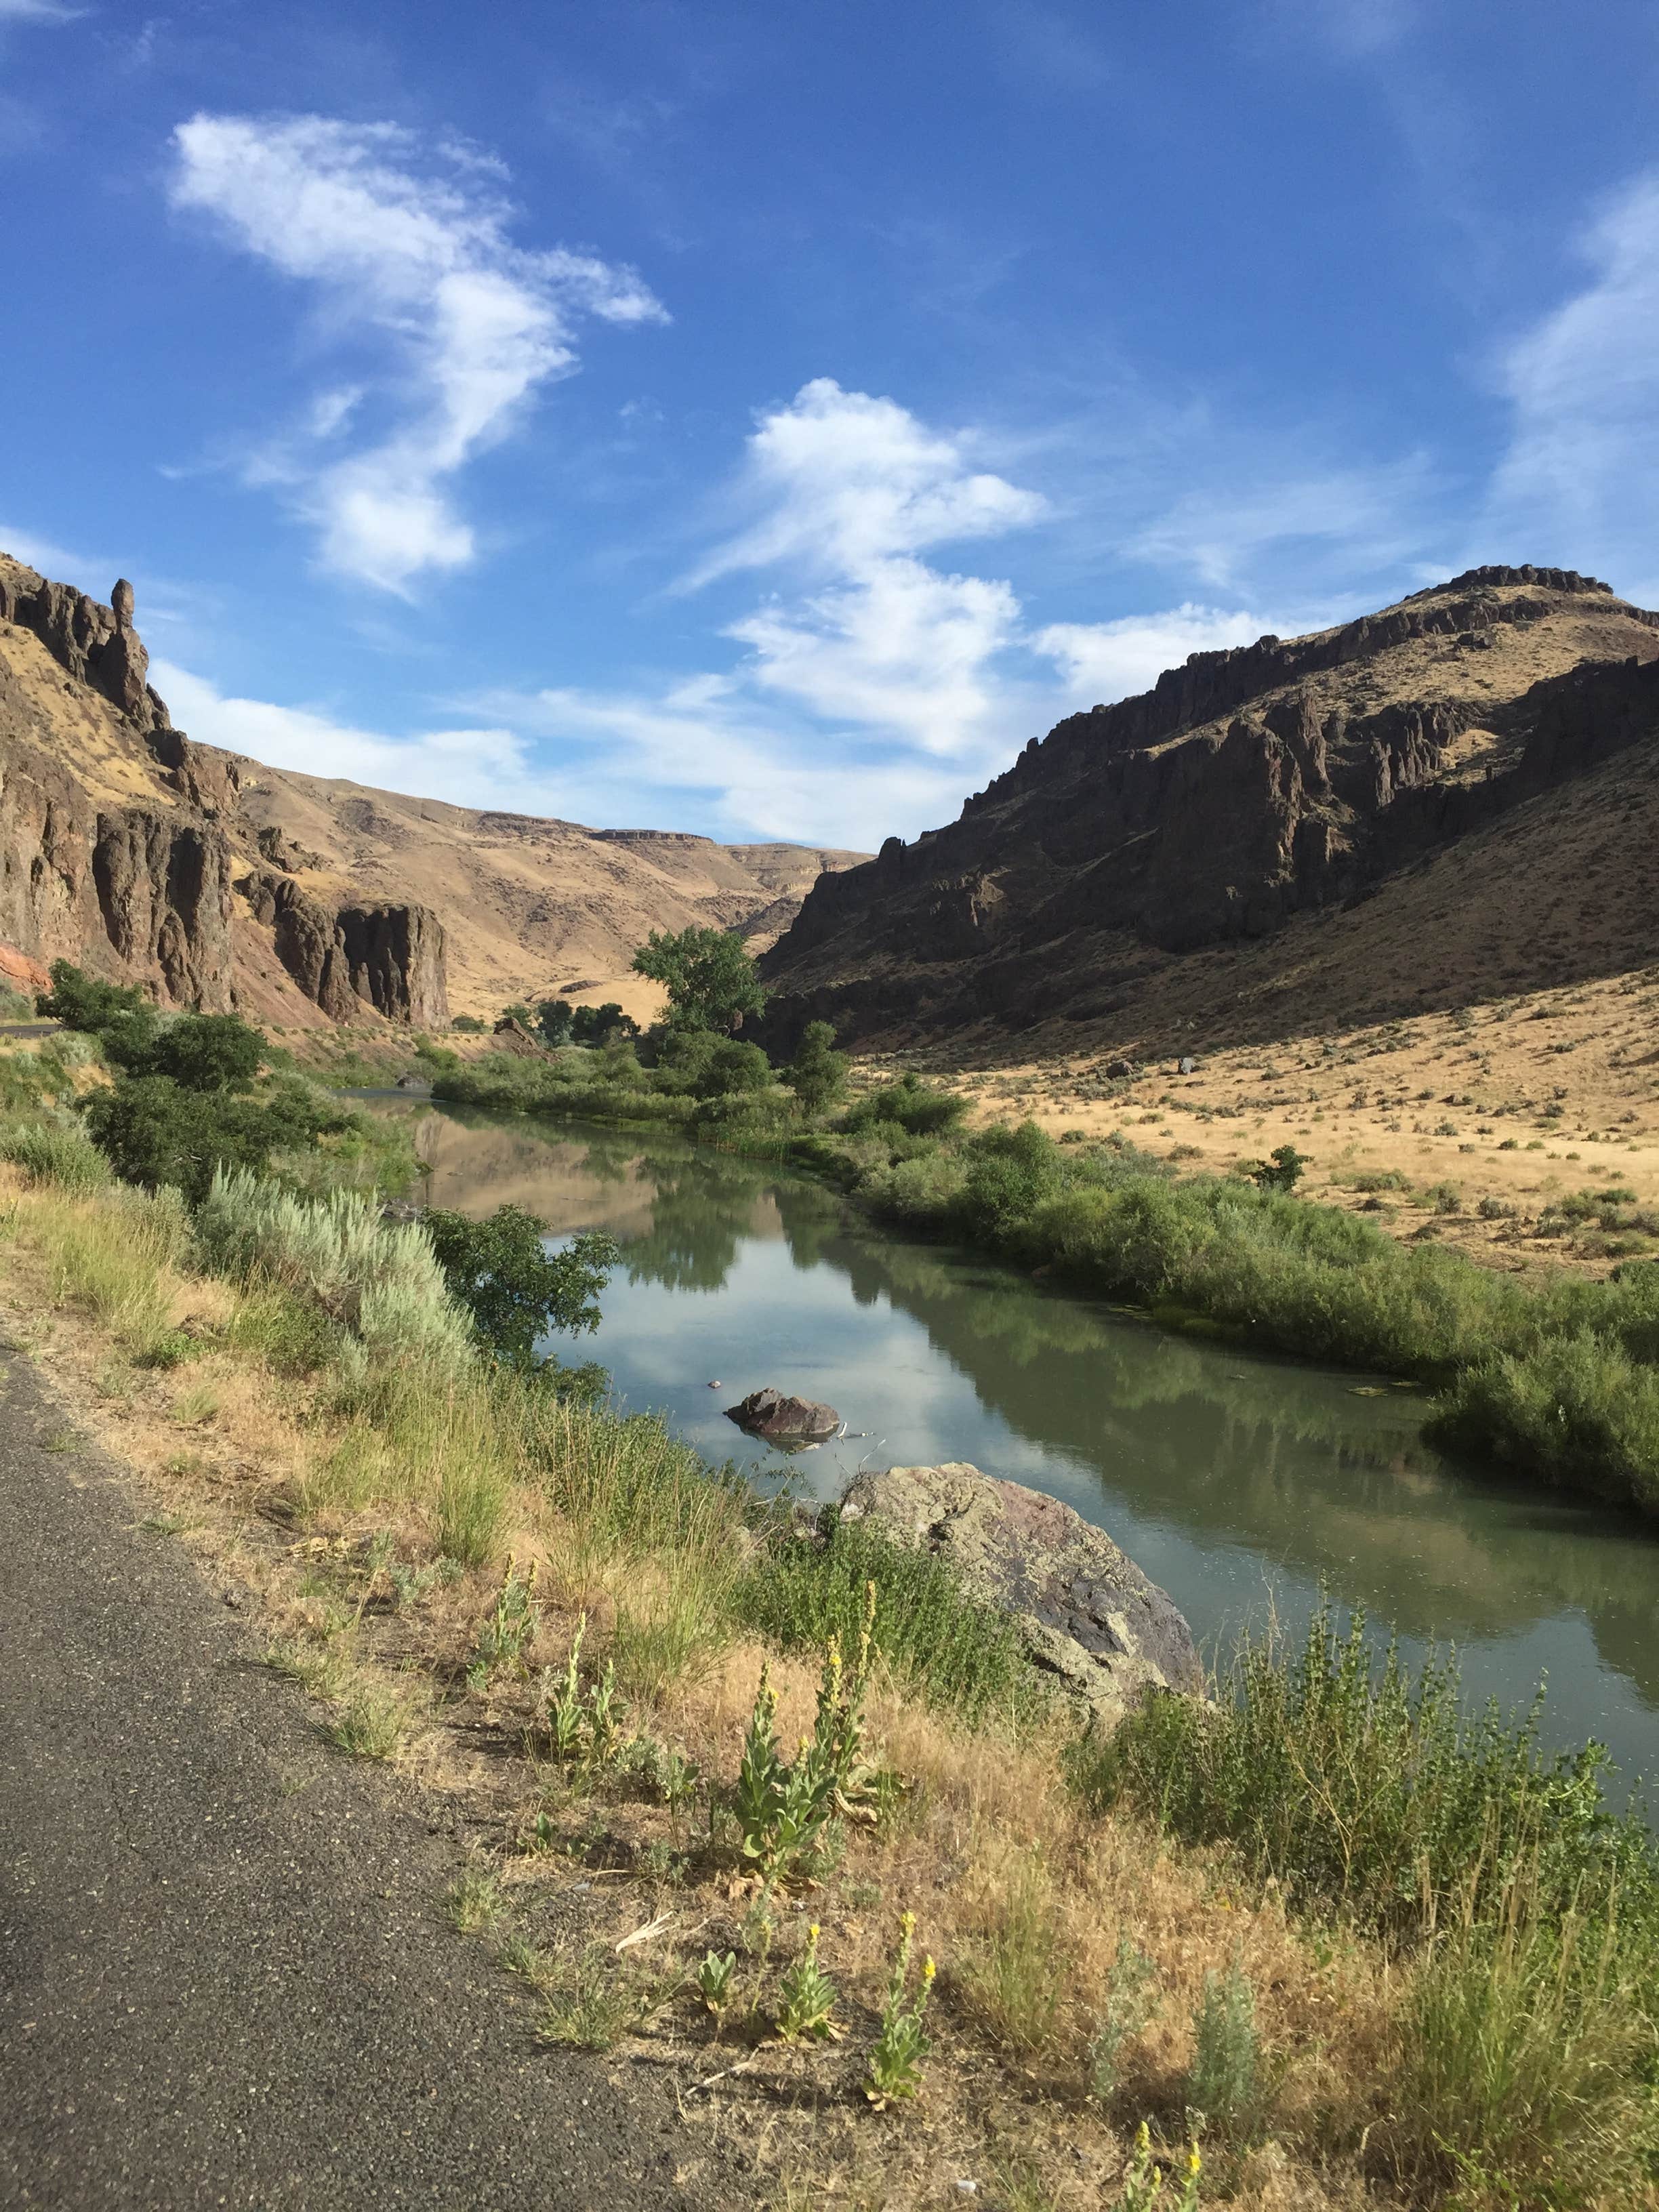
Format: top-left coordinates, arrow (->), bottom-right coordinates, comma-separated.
0,1119 -> 112,1193
2,1176 -> 190,1354
735,1511 -> 1052,1730
1394,1869 -> 1659,2203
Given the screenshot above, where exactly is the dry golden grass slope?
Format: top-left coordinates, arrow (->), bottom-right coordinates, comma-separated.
0,548 -> 867,1029
234,760 -> 867,1021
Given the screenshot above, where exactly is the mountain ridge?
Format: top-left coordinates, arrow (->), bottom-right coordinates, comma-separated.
760,565 -> 1659,1053
0,551 -> 865,1026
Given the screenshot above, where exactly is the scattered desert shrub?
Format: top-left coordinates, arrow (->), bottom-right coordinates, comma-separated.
194,1167 -> 474,1374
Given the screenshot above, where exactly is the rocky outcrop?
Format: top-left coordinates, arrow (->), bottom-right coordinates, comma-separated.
241,872 -> 449,1027
838,1462 -> 1202,1729
0,687 -> 239,1010
0,555 -> 449,1024
760,567 -> 1659,1047
94,811 -> 235,1008
726,1387 -> 842,1443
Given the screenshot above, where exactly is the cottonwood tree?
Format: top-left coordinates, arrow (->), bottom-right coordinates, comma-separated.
632,926 -> 766,1033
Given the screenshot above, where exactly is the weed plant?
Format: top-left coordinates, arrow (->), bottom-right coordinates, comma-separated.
1076,1599 -> 1657,1943
1186,1958 -> 1260,2138
735,1510 -> 1051,1731
865,1911 -> 935,2108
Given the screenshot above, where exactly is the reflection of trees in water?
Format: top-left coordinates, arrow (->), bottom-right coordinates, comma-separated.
401,1109 -> 1659,1708
831,1225 -> 1659,1685
621,1147 -> 781,1293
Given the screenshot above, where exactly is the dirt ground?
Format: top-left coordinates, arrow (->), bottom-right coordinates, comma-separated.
891,962 -> 1659,1279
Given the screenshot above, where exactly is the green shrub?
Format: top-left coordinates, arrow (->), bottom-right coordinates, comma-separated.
0,1119 -> 112,1193
843,1072 -> 966,1138
1073,1599 -> 1656,1946
425,1205 -> 618,1373
1429,1334 -> 1659,1505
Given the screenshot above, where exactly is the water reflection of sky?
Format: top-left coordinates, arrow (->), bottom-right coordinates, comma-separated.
398,1105 -> 1659,1788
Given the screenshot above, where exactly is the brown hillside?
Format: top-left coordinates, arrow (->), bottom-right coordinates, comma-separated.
760,565 -> 1659,1053
0,552 -> 864,1027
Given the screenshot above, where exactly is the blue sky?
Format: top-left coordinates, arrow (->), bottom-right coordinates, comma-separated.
4,0 -> 1658,848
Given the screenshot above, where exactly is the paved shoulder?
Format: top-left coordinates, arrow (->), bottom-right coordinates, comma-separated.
0,1343 -> 711,2212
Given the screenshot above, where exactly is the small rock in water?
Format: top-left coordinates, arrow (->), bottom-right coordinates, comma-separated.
708,1380 -> 722,1389
725,1386 -> 841,1443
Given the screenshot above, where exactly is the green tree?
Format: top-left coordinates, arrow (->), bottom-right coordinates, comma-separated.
81,1075 -> 342,1206
783,1022 -> 848,1118
146,1012 -> 267,1092
571,1001 -> 637,1046
424,1206 -> 619,1372
1247,1144 -> 1307,1194
632,927 -> 766,1033
499,1002 -> 535,1027
35,960 -> 150,1032
697,1039 -> 773,1099
535,998 -> 575,1047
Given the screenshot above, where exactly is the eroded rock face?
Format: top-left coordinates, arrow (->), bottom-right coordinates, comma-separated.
838,1462 -> 1202,1729
726,1387 -> 842,1442
0,557 -> 450,1024
243,872 -> 449,1027
759,567 -> 1659,1048
94,810 -> 235,1008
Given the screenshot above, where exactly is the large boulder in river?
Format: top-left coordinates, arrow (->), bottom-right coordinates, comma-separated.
838,1462 -> 1202,1729
726,1387 -> 842,1442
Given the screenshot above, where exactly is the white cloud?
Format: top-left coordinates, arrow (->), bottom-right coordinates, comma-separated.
167,114 -> 665,594
0,0 -> 83,19
693,377 -> 1044,584
1486,171 -> 1659,602
1036,605 -> 1284,700
1129,458 -> 1436,589
683,380 -> 1048,770
152,659 -> 538,808
155,383 -> 1318,848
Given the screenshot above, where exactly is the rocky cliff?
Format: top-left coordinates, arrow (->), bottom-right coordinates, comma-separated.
760,567 -> 1659,1048
0,549 -> 865,1027
0,555 -> 449,1024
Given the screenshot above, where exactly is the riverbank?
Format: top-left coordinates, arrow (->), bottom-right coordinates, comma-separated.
4,1139 -> 1658,2208
430,1050 -> 1659,1516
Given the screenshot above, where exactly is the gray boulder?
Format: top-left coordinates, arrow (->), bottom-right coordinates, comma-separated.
726,1387 -> 842,1443
838,1462 -> 1201,1729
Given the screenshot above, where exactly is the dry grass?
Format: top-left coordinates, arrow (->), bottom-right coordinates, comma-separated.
5,1158 -> 1651,2209
905,960 -> 1659,1288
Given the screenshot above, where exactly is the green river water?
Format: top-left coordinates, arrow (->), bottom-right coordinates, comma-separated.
377,1100 -> 1659,1786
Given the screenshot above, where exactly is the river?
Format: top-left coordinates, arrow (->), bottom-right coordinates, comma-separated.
377,1100 -> 1659,1784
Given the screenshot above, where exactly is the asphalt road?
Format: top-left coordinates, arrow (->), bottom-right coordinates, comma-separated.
0,1338 -> 720,2211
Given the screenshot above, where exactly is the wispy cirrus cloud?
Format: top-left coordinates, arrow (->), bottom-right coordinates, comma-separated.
1126,455 -> 1439,590
0,0 -> 84,20
167,114 -> 666,594
1483,171 -> 1659,602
